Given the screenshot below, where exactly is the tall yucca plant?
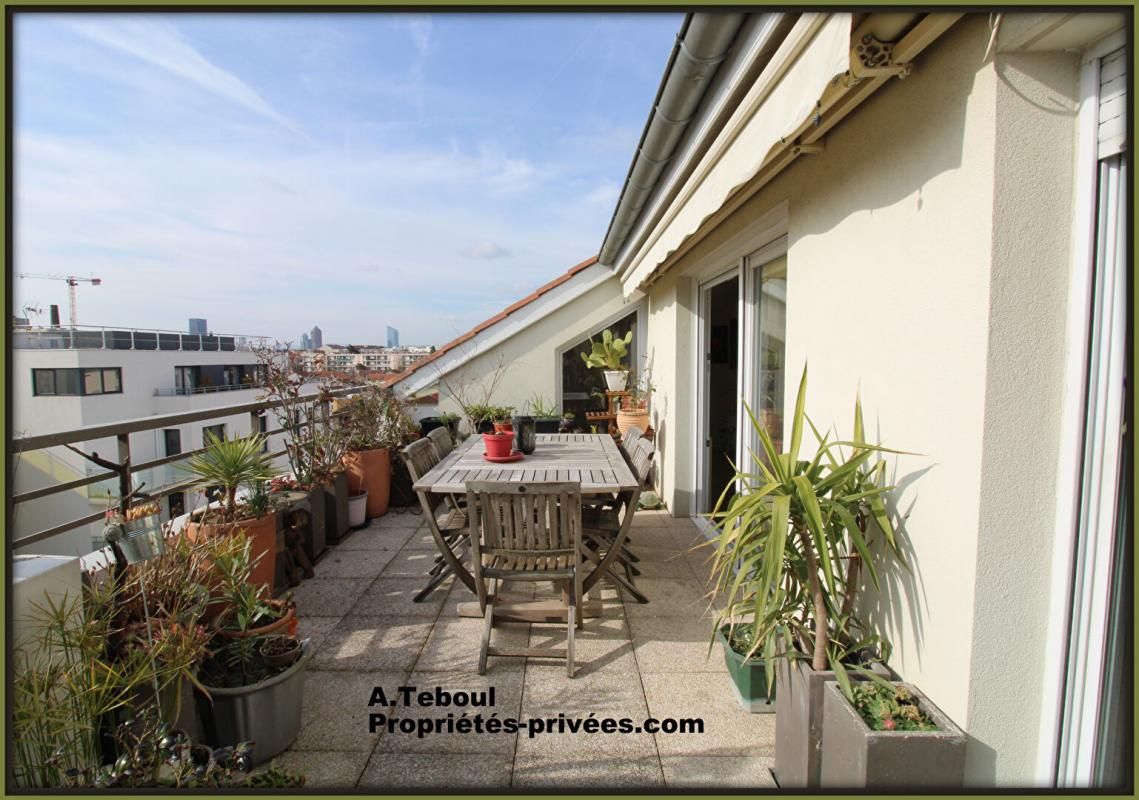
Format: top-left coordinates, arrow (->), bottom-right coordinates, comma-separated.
708,365 -> 908,697
180,432 -> 276,520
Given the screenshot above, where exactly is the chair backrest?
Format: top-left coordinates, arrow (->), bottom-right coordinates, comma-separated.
621,426 -> 644,452
427,426 -> 455,459
627,437 -> 655,486
401,437 -> 439,481
465,481 -> 582,559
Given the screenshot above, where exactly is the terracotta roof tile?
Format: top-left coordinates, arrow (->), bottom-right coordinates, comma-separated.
389,255 -> 599,387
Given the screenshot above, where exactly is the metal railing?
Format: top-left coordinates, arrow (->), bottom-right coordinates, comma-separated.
10,385 -> 363,549
13,324 -> 270,352
153,383 -> 261,397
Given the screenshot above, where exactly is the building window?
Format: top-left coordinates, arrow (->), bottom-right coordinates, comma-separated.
32,367 -> 122,396
202,423 -> 226,444
560,310 -> 638,428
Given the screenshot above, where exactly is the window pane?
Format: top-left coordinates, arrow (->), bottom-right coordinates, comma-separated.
755,256 -> 787,453
83,369 -> 103,395
33,370 -> 55,395
560,311 -> 637,429
202,424 -> 226,444
55,369 -> 80,395
102,369 -> 121,393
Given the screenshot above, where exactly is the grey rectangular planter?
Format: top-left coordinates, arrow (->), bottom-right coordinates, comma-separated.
305,485 -> 327,562
774,656 -> 893,788
324,472 -> 350,544
820,681 -> 966,788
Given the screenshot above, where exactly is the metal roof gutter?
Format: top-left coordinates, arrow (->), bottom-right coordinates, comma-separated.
598,12 -> 746,266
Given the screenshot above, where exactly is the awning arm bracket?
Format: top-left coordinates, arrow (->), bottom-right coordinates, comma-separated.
843,33 -> 913,86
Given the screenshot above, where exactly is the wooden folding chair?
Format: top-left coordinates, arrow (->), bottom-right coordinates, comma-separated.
426,426 -> 455,459
466,481 -> 584,678
401,438 -> 468,601
582,436 -> 654,602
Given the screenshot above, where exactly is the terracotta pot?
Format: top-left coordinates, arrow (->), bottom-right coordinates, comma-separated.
493,421 -> 514,434
184,513 -> 278,597
212,598 -> 297,640
343,448 -> 391,518
616,408 -> 650,437
483,432 -> 514,459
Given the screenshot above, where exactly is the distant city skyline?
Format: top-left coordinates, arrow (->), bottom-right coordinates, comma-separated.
12,13 -> 680,344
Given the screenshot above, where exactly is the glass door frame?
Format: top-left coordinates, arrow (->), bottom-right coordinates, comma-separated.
740,235 -> 789,473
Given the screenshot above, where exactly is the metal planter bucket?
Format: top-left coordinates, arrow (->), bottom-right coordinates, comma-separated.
197,641 -> 311,765
118,515 -> 167,564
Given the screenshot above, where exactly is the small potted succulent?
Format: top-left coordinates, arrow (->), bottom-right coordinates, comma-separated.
491,405 -> 516,434
616,365 -> 653,437
581,328 -> 632,392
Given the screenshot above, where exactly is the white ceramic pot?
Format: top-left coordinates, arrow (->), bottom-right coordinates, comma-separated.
604,370 -> 628,392
348,492 -> 369,527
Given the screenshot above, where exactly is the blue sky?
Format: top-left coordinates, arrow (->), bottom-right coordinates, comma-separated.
13,13 -> 680,345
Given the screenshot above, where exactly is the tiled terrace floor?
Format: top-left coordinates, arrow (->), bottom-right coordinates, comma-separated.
279,508 -> 776,790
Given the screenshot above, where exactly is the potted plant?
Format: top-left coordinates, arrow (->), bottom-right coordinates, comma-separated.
820,680 -> 966,788
196,534 -> 310,765
461,403 -> 494,434
707,366 -> 908,788
580,328 -> 633,391
716,621 -> 774,713
439,411 -> 462,437
529,394 -> 562,433
491,405 -> 515,434
207,536 -> 297,642
256,346 -> 350,550
180,432 -> 279,596
616,365 -> 653,437
338,381 -> 419,520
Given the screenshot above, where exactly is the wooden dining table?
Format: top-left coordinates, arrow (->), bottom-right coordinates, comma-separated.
411,432 -> 642,621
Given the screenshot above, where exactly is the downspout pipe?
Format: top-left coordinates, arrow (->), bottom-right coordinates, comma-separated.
598,12 -> 746,267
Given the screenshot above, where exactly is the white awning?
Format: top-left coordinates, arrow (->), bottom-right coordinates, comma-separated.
620,13 -> 852,295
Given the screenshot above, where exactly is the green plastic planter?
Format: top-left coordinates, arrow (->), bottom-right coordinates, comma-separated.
717,627 -> 775,713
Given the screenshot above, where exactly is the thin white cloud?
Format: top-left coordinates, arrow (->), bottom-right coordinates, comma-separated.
68,18 -> 306,138
461,241 -> 511,260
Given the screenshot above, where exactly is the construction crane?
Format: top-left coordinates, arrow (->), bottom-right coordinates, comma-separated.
16,273 -> 103,327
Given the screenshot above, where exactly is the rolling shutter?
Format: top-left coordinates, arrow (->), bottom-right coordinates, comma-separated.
1098,48 -> 1126,159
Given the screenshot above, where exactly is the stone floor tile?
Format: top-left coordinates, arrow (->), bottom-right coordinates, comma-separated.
512,755 -> 663,788
313,547 -> 398,579
379,546 -> 448,578
521,657 -> 647,714
331,525 -> 414,551
622,577 -> 717,619
371,670 -> 524,755
660,755 -> 777,788
292,669 -> 407,752
512,707 -> 659,759
415,617 -> 529,673
311,616 -> 434,672
294,615 -> 343,655
273,749 -> 370,789
359,752 -> 512,789
641,672 -> 776,756
348,577 -> 448,618
290,578 -> 373,618
373,509 -> 427,528
402,528 -> 446,549
627,614 -> 728,674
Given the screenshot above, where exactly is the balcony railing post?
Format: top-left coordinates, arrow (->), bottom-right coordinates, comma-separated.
116,433 -> 131,514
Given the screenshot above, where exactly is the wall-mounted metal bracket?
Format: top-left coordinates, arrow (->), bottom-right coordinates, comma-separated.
842,33 -> 913,86
791,142 -> 824,157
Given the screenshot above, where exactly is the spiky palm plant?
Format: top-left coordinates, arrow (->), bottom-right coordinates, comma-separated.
180,432 -> 276,521
707,365 -> 911,698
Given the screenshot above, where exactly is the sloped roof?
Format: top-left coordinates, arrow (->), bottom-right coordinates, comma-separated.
386,255 -> 600,388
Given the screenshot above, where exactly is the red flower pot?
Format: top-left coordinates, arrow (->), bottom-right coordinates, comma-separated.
483,432 -> 515,459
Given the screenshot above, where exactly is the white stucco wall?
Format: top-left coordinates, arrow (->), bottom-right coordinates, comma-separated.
638,15 -> 1081,786
414,275 -> 640,426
